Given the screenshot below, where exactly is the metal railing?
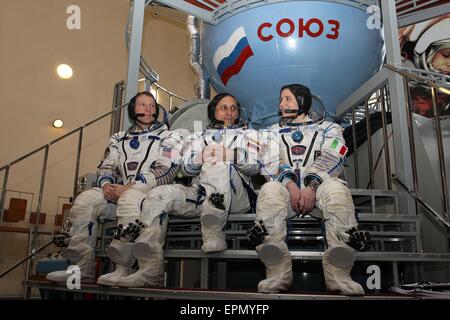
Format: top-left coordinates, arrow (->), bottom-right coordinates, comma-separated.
386,64 -> 450,223
344,86 -> 393,190
0,81 -> 188,289
150,81 -> 187,112
342,64 -> 450,227
0,102 -> 128,287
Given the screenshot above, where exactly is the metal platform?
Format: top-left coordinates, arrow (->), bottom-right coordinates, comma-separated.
163,250 -> 450,262
27,189 -> 450,299
24,279 -> 420,300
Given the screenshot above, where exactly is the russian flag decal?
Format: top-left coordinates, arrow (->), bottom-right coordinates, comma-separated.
213,27 -> 254,86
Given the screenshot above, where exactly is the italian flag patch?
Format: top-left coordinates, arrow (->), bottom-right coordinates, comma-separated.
330,139 -> 348,156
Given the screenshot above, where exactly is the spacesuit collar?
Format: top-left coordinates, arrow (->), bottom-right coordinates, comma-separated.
280,115 -> 313,128
207,122 -> 247,130
129,122 -> 167,135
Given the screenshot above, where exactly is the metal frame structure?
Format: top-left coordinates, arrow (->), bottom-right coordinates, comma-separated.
396,0 -> 450,27
25,279 -> 425,300
154,0 -> 379,25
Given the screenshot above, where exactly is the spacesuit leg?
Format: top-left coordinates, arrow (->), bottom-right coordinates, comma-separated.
47,188 -> 106,282
251,181 -> 295,293
316,178 -> 364,296
97,183 -> 150,286
198,163 -> 235,253
117,184 -> 200,287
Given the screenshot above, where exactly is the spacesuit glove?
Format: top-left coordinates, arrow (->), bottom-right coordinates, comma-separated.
345,227 -> 371,251
247,220 -> 269,248
52,231 -> 71,248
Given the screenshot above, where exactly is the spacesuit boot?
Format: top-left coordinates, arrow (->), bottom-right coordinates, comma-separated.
256,239 -> 292,293
200,200 -> 228,253
97,239 -> 136,286
117,258 -> 165,288
117,227 -> 167,288
117,201 -> 170,287
97,264 -> 134,286
316,178 -> 365,296
47,224 -> 97,284
98,184 -> 152,286
47,189 -> 106,283
322,230 -> 364,296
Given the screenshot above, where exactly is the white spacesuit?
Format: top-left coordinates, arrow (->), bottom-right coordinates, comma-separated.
248,84 -> 369,295
101,93 -> 260,288
47,92 -> 184,284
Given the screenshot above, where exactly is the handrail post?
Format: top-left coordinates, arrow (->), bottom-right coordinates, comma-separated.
73,127 -> 84,199
430,87 -> 450,222
30,145 -> 50,275
24,228 -> 33,299
351,109 -> 359,188
111,81 -> 125,135
365,100 -> 374,188
402,77 -> 419,194
381,0 -> 416,217
0,166 -> 10,222
124,0 -> 146,129
380,87 -> 392,190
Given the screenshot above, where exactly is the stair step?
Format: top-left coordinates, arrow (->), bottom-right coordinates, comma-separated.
163,250 -> 450,262
169,213 -> 418,224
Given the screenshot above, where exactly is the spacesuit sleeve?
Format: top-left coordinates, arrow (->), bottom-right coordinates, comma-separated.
258,129 -> 297,185
304,123 -> 347,185
96,133 -> 121,188
134,129 -> 187,187
232,129 -> 262,176
179,132 -> 204,177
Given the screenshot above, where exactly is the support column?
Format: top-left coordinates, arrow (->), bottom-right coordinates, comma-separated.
381,0 -> 416,214
123,0 -> 146,130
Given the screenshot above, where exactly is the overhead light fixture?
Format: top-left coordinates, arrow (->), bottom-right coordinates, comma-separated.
53,119 -> 64,128
57,64 -> 73,79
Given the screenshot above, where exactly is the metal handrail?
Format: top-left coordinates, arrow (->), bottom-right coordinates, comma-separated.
152,81 -> 186,102
392,174 -> 450,230
0,102 -> 128,172
386,63 -> 450,222
0,79 -> 189,289
0,239 -> 54,280
344,64 -> 449,222
385,64 -> 450,91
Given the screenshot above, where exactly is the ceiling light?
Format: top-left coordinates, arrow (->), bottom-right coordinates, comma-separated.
53,119 -> 63,128
57,64 -> 73,79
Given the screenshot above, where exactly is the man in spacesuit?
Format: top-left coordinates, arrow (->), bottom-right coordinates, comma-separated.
47,91 -> 184,283
412,17 -> 450,76
247,84 -> 370,295
399,15 -> 450,76
99,92 -> 260,288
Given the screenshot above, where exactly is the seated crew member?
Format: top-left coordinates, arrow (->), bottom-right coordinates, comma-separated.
248,84 -> 370,295
47,91 -> 184,284
99,92 -> 260,288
